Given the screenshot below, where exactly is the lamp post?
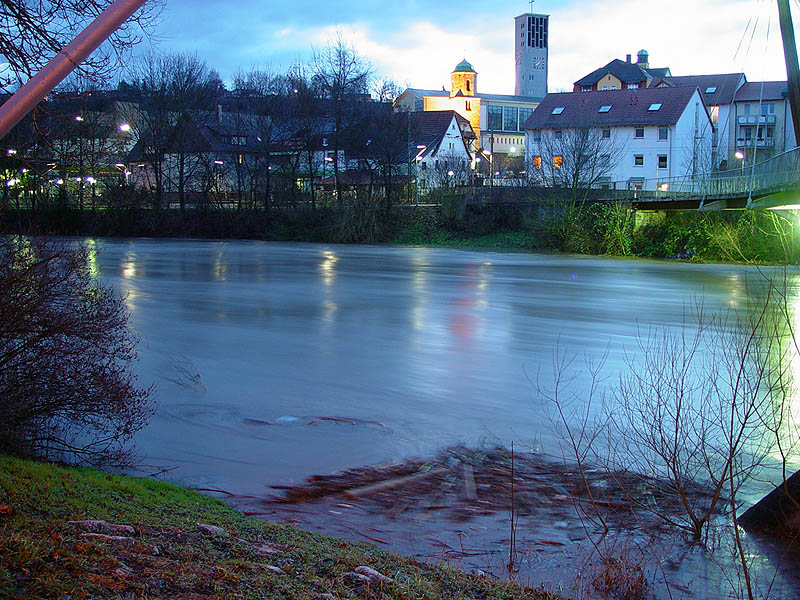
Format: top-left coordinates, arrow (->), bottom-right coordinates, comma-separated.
735,150 -> 745,175
414,144 -> 426,206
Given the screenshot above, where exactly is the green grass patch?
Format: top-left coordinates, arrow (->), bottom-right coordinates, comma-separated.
0,455 -> 565,599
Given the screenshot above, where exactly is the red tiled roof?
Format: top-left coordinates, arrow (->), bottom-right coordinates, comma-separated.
523,87 -> 701,130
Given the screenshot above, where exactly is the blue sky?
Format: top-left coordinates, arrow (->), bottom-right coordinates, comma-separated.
143,0 -> 799,94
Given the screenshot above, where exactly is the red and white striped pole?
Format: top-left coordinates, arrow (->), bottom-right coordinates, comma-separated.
0,0 -> 148,140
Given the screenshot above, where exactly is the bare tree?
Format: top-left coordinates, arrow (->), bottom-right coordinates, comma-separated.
232,68 -> 292,212
528,126 -> 626,204
124,52 -> 221,212
0,0 -> 163,92
0,237 -> 153,464
312,33 -> 372,206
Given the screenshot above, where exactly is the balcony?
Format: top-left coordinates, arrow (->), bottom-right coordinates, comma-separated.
737,115 -> 776,125
736,138 -> 775,148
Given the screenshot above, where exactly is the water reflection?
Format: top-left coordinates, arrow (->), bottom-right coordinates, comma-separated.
319,249 -> 338,287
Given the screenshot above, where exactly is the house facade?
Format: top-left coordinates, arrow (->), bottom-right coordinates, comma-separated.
523,87 -> 713,191
653,73 -> 746,170
731,81 -> 797,166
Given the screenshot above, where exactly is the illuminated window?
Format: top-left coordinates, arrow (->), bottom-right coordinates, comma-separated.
553,155 -> 563,169
533,156 -> 542,169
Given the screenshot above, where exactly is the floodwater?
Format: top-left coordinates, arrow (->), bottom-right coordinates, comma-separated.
88,239 -> 800,598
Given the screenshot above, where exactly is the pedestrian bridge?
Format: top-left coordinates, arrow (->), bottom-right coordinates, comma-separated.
604,146 -> 800,211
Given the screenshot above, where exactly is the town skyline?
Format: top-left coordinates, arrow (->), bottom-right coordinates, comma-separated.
144,0 -> 797,95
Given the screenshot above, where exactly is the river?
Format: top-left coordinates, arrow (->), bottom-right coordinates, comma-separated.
89,238 -> 800,597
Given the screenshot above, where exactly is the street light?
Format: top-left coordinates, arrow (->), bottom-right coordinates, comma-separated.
414,145 -> 426,206
735,150 -> 745,174
118,122 -> 131,132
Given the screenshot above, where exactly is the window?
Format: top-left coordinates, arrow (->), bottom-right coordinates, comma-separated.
487,106 -> 503,130
598,105 -> 612,113
626,83 -> 639,89
648,103 -> 662,111
552,106 -> 565,115
705,86 -> 717,94
634,154 -> 644,166
602,128 -> 611,139
743,104 -> 751,115
231,136 -> 247,145
635,128 -> 644,138
465,101 -> 471,111
610,85 -> 617,90
658,155 -> 668,169
466,80 -> 471,93
554,130 -> 563,139
553,155 -> 563,169
532,156 -> 542,169
602,85 -> 608,90
533,132 -> 542,142
503,106 -> 519,131
581,85 -> 592,92
761,103 -> 776,115
658,127 -> 668,140
600,154 -> 610,166
519,107 -> 533,127
420,162 -> 427,171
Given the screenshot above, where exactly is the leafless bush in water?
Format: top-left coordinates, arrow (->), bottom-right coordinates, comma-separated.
0,237 -> 153,464
541,274 -> 800,600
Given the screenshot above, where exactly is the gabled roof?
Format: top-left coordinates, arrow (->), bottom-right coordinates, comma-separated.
654,74 -> 745,106
523,87 -> 702,130
734,81 -> 789,102
574,59 -> 650,86
408,110 -> 471,157
645,67 -> 671,78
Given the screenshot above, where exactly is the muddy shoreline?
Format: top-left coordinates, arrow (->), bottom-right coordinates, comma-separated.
202,445 -> 800,599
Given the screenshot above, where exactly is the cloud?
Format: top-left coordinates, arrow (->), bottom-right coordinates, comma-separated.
149,0 -> 796,94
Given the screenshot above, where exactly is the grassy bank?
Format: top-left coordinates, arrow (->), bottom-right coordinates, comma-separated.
0,455 -> 563,599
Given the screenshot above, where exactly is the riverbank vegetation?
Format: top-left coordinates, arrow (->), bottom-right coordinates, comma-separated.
0,454 -> 564,599
3,201 -> 800,264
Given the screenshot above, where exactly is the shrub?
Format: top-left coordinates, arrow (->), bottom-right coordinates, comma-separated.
0,237 -> 153,464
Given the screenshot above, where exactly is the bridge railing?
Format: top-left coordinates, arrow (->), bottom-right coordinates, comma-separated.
606,146 -> 800,203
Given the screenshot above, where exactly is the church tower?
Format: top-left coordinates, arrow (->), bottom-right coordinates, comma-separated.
515,12 -> 549,98
451,59 -> 477,97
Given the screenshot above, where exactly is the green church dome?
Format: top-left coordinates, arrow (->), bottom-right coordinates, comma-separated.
453,58 -> 475,73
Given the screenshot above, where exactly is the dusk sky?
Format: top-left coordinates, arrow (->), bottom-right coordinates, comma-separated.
145,0 -> 794,94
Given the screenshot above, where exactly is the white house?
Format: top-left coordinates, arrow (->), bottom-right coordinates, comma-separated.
523,87 -> 713,191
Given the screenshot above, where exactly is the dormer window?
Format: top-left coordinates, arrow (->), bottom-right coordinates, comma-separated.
598,105 -> 612,113
231,136 -> 247,145
552,106 -> 565,115
648,103 -> 662,111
